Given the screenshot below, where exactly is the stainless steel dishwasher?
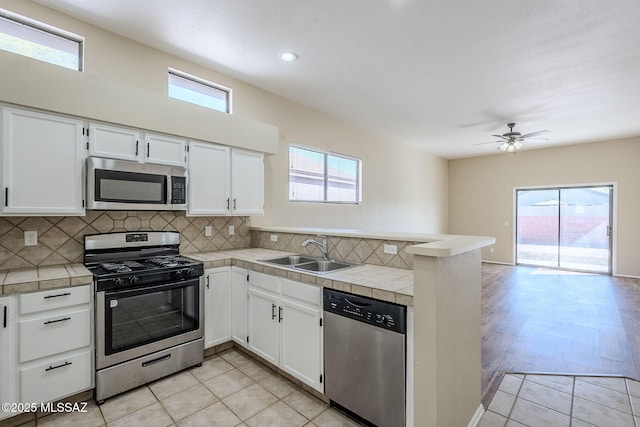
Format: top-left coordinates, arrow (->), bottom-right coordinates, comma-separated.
323,288 -> 407,427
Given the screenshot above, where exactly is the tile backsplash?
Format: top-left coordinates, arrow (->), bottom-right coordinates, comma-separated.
0,211 -> 250,270
251,230 -> 419,270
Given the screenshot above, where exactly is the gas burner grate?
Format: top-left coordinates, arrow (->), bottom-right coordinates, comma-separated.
99,261 -> 146,273
148,257 -> 190,268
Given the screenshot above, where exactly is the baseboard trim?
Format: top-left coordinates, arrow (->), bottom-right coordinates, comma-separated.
467,404 -> 485,427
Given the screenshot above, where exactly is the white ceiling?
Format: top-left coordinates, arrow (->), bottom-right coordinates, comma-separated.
34,0 -> 640,159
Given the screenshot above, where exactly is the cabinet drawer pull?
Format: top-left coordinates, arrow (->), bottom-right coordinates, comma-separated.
45,361 -> 72,372
271,303 -> 277,320
43,292 -> 71,299
44,317 -> 71,325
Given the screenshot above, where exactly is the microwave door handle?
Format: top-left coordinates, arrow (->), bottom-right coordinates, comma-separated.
166,175 -> 172,206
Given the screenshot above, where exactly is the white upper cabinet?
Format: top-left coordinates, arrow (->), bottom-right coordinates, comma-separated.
88,123 -> 140,161
188,142 -> 264,216
188,141 -> 231,215
231,149 -> 264,216
88,123 -> 186,167
1,107 -> 85,216
143,133 -> 187,167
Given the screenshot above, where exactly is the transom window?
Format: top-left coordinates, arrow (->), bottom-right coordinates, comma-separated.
289,145 -> 362,204
168,69 -> 231,113
0,9 -> 83,71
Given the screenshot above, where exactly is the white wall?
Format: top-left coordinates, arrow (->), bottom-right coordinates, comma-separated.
0,0 -> 448,234
448,138 -> 640,277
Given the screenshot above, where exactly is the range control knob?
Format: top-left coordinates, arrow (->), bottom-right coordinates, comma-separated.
174,269 -> 184,279
113,277 -> 124,287
129,276 -> 139,285
183,268 -> 194,278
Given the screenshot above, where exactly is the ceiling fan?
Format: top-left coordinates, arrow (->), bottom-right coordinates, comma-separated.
475,123 -> 550,153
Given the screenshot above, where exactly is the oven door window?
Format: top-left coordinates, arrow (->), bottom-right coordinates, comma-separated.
104,279 -> 199,355
95,169 -> 167,204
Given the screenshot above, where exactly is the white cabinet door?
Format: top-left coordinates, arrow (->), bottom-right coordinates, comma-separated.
144,133 -> 186,167
0,297 -> 17,420
279,278 -> 323,392
247,286 -> 279,365
187,141 -> 231,215
88,122 -> 141,161
231,267 -> 248,347
1,107 -> 85,215
231,149 -> 264,215
204,267 -> 232,349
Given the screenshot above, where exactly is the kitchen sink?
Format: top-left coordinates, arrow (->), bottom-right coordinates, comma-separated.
258,255 -> 358,274
258,255 -> 317,266
294,260 -> 355,273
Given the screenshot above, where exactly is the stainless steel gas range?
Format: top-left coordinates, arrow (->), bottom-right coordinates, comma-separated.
84,231 -> 204,403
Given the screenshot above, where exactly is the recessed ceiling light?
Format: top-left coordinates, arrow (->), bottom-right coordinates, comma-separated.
279,51 -> 298,62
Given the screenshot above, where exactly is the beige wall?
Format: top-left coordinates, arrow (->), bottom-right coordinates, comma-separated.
448,138 -> 640,277
0,0 -> 448,234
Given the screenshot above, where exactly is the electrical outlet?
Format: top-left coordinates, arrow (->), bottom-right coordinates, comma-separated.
204,226 -> 212,237
383,244 -> 397,255
490,247 -> 495,253
229,225 -> 235,236
270,234 -> 278,242
24,230 -> 38,246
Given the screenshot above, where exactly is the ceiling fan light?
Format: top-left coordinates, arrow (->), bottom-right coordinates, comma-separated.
499,142 -> 510,151
506,143 -> 516,153
514,141 -> 523,150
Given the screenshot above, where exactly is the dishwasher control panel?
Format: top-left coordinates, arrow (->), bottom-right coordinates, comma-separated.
323,288 -> 406,334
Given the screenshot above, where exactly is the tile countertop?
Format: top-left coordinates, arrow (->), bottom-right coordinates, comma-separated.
187,248 -> 414,306
0,264 -> 93,295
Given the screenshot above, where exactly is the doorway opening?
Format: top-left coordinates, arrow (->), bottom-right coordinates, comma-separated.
515,185 -> 613,274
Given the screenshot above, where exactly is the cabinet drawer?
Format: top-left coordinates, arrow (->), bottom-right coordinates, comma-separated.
248,271 -> 279,293
19,308 -> 91,363
281,279 -> 321,306
20,286 -> 91,315
20,350 -> 92,403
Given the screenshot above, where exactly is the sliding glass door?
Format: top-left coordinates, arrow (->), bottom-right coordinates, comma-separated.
516,186 -> 612,273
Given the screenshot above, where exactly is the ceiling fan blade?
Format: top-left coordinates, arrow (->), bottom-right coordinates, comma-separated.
472,141 -> 503,146
520,130 -> 549,139
491,135 -> 509,140
521,137 -> 549,142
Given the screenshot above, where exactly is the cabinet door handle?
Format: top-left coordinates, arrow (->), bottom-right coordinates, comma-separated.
2,305 -> 6,328
135,140 -> 139,156
271,303 -> 277,320
44,317 -> 71,325
45,361 -> 72,372
43,292 -> 71,299
206,275 -> 210,289
278,306 -> 283,323
226,198 -> 230,210
147,142 -> 150,158
4,187 -> 7,207
233,198 -> 237,210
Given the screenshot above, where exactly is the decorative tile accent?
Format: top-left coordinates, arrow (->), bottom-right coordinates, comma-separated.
0,213 -> 250,270
250,231 -> 419,270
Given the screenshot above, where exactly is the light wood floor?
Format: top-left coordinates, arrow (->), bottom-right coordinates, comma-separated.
481,263 -> 640,405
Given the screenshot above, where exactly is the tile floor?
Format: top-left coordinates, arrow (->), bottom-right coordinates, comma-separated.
28,349 -> 360,427
478,373 -> 640,427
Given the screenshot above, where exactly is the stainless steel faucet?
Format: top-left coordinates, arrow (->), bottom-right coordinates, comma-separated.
301,235 -> 330,260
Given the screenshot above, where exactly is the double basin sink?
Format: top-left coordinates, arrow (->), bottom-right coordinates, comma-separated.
258,255 -> 358,274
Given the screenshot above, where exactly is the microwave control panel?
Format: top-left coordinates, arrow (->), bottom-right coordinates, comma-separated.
171,176 -> 187,204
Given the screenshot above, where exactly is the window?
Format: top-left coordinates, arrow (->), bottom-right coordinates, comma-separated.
168,69 -> 231,113
289,145 -> 361,203
0,9 -> 83,71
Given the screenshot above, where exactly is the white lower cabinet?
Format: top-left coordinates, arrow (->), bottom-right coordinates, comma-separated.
0,296 -> 17,421
230,267 -> 248,347
204,267 -> 232,348
17,286 -> 93,404
204,266 -> 248,349
247,271 -> 323,392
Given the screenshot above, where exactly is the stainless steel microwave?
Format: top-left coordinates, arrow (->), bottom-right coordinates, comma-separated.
87,157 -> 187,210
